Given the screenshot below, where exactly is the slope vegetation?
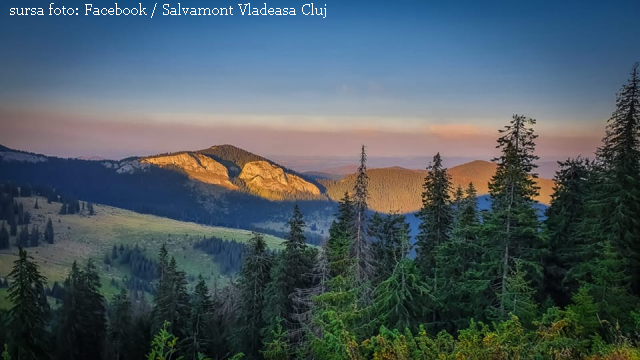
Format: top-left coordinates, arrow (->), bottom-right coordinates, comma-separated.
0,196 -> 283,306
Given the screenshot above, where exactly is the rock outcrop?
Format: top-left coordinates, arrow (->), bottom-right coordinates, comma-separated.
239,160 -> 320,197
0,151 -> 47,163
141,153 -> 238,190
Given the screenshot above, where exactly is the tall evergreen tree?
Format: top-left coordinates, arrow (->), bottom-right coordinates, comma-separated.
326,192 -> 355,279
415,152 -> 454,277
544,157 -> 590,306
370,213 -> 411,283
483,115 -> 542,320
351,145 -> 374,293
233,232 -> 273,359
7,248 -> 50,360
184,276 -> 214,360
0,223 -> 9,249
262,205 -> 317,349
29,225 -> 39,247
56,259 -> 107,360
44,218 -> 54,244
152,256 -> 191,342
595,63 -> 640,289
17,225 -> 29,248
108,288 -> 132,360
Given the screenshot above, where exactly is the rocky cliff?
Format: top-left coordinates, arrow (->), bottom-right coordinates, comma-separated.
141,152 -> 238,190
239,160 -> 321,198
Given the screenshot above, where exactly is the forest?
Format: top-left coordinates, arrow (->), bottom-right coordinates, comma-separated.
1,63 -> 640,360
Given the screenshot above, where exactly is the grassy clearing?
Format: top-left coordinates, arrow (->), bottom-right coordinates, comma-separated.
0,196 -> 283,308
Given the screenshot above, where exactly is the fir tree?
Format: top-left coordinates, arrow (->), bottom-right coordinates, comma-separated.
415,152 -> 454,278
327,192 -> 355,279
34,198 -> 39,210
7,248 -> 50,360
88,202 -> 95,216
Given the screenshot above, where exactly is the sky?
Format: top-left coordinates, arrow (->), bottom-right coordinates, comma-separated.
0,0 -> 639,161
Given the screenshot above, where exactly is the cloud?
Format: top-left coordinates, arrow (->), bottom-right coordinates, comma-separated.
0,106 -> 602,160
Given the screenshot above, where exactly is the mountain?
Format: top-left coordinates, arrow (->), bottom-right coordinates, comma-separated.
321,160 -> 554,214
0,144 -> 333,240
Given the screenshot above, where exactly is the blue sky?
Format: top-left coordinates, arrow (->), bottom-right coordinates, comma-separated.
0,0 -> 639,159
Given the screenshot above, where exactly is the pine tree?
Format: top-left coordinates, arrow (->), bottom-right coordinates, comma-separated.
59,203 -> 67,215
88,202 -> 95,216
34,198 -> 39,210
595,63 -> 640,290
7,248 -> 50,360
487,115 -> 542,319
109,288 -> 132,360
44,218 -> 54,244
233,232 -> 273,359
0,223 -> 9,249
416,152 -> 454,278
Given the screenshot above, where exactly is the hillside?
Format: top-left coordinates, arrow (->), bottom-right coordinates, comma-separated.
0,145 -> 333,237
321,160 -> 554,214
0,195 -> 284,307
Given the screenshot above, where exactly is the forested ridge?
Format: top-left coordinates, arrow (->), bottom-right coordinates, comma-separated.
2,64 -> 640,359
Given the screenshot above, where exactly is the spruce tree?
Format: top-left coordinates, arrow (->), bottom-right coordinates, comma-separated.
56,259 -> 107,360
7,248 -> 50,360
415,152 -> 454,277
483,115 -> 542,320
18,225 -> 29,248
152,256 -> 191,342
595,63 -> 640,289
109,288 -> 132,360
44,218 -> 54,244
326,192 -> 355,279
544,157 -> 590,306
184,276 -> 214,360
433,182 -> 481,331
233,232 -> 273,359
0,223 -> 9,249
29,225 -> 39,247
351,145 -> 374,295
370,213 -> 411,283
262,205 -> 317,349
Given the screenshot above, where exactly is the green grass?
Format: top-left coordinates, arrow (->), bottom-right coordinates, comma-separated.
0,196 -> 284,309
0,288 -> 10,309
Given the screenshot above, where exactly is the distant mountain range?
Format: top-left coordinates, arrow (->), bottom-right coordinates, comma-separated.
0,144 -> 554,236
319,160 -> 554,214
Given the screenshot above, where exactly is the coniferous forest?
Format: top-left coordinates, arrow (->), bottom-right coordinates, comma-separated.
2,64 -> 640,359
